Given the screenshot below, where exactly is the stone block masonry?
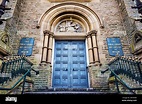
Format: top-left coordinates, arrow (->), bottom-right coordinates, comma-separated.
6,0 -> 131,64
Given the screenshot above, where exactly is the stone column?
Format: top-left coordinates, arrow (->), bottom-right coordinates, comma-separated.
47,33 -> 53,64
87,34 -> 94,64
88,30 -> 100,65
41,30 -> 53,64
41,30 -> 49,63
91,30 -> 100,63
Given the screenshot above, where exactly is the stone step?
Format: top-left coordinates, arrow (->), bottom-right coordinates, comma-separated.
24,91 -> 117,94
24,88 -> 117,94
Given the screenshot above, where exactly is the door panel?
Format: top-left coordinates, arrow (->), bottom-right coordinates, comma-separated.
52,40 -> 88,88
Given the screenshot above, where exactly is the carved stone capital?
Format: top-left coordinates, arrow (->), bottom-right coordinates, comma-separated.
43,30 -> 54,36
87,30 -> 97,37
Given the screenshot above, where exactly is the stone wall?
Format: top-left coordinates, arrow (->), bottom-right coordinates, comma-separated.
115,0 -> 137,43
115,0 -> 142,60
88,0 -> 130,63
31,64 -> 52,89
14,0 -> 52,64
5,0 -> 130,64
1,0 -> 135,88
88,64 -> 110,88
3,0 -> 24,55
1,0 -> 142,90
8,0 -> 24,55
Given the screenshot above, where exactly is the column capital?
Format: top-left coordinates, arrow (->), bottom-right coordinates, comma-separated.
87,30 -> 97,36
43,30 -> 54,36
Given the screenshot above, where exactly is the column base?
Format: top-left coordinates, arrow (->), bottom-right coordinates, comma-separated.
40,62 -> 51,67
88,62 -> 102,67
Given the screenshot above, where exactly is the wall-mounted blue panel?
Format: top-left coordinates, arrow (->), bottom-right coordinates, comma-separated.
17,37 -> 34,56
106,37 -> 124,56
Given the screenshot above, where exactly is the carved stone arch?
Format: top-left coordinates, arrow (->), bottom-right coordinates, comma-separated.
38,2 -> 104,32
40,2 -> 102,66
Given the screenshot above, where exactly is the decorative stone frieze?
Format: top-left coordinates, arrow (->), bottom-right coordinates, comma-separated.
56,19 -> 84,33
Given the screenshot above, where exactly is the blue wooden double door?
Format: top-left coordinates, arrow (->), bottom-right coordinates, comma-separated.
52,40 -> 88,88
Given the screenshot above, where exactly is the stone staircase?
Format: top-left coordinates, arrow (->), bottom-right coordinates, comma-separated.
108,74 -> 142,94
24,87 -> 117,94
5,68 -> 142,94
0,56 -> 38,94
106,56 -> 142,94
3,64 -> 142,94
0,75 -> 34,94
3,56 -> 141,94
23,64 -> 118,94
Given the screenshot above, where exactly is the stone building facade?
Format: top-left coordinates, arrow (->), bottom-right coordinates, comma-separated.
0,0 -> 142,89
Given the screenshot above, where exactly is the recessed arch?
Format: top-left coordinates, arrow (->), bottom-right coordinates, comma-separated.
38,2 -> 104,33
40,2 -> 102,66
39,2 -> 103,88
51,12 -> 89,33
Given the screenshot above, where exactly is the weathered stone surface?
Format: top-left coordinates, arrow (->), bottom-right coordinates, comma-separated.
31,64 -> 51,90
0,0 -> 141,91
2,0 -> 132,64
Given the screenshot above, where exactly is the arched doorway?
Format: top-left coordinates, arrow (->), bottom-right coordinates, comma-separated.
38,2 -> 104,88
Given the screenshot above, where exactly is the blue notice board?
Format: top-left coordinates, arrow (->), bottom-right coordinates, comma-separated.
106,37 -> 124,56
18,37 -> 35,56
